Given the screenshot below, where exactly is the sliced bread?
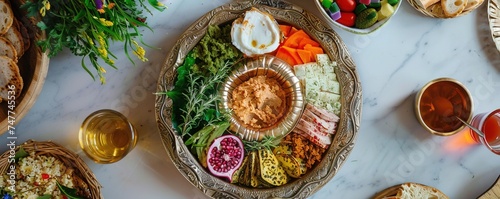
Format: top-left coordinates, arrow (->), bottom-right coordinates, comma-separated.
3,25 -> 24,57
0,0 -> 14,35
379,183 -> 449,199
417,0 -> 441,9
442,0 -> 468,17
0,56 -> 23,102
397,183 -> 449,199
427,3 -> 448,18
463,0 -> 483,11
0,37 -> 17,60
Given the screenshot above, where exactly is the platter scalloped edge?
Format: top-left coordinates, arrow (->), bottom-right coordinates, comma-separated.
154,0 -> 362,198
489,0 -> 500,52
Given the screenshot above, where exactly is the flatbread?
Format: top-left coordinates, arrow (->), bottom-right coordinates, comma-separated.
0,55 -> 23,103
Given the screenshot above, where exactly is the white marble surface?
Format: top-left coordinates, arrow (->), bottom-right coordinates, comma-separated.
1,0 -> 500,198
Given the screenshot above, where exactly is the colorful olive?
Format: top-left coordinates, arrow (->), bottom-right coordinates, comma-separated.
354,4 -> 368,15
355,8 -> 378,29
322,0 -> 333,9
387,0 -> 400,5
337,0 -> 357,12
336,12 -> 356,27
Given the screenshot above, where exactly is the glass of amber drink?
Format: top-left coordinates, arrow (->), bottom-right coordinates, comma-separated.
468,109 -> 500,155
79,109 -> 138,163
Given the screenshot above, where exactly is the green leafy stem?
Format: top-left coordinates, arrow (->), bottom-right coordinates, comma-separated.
21,0 -> 166,84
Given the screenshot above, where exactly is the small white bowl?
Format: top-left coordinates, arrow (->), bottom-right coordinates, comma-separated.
314,0 -> 402,34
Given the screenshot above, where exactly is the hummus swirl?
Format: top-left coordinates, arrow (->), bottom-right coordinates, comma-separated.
231,75 -> 287,129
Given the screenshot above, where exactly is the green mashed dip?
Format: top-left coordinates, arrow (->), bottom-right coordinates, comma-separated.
191,24 -> 242,76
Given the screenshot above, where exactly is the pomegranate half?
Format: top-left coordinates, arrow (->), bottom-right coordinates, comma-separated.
206,134 -> 244,182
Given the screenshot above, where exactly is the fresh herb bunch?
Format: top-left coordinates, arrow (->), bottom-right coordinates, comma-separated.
158,24 -> 243,139
157,59 -> 233,138
21,0 -> 166,84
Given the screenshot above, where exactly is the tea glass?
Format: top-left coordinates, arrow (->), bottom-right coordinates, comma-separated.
79,109 -> 138,163
468,109 -> 500,155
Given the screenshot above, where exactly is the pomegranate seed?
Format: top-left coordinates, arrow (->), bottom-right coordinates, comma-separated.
42,173 -> 49,180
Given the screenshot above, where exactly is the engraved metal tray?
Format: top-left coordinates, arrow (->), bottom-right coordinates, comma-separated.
489,0 -> 500,52
155,0 -> 362,198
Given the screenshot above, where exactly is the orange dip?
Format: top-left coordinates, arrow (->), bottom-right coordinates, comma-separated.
231,75 -> 286,129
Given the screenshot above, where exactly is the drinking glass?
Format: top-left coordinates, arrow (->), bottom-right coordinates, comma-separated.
468,109 -> 500,155
79,109 -> 138,163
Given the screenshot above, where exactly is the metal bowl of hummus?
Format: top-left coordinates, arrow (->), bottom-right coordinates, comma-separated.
220,55 -> 304,141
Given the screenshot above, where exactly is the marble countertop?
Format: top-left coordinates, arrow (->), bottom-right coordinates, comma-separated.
1,0 -> 499,198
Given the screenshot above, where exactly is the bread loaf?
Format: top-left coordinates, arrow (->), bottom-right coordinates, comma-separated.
0,0 -> 14,35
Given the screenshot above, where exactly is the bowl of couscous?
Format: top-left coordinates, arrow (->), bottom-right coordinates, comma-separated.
0,140 -> 102,199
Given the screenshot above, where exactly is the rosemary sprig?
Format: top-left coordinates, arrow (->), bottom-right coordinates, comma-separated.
157,61 -> 233,138
21,0 -> 166,84
178,62 -> 232,137
243,135 -> 281,152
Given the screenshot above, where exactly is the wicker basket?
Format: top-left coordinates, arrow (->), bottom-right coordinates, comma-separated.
407,0 -> 484,18
0,140 -> 102,199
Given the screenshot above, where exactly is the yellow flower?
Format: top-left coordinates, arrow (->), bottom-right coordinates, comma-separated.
98,9 -> 105,14
96,34 -> 106,47
92,16 -> 113,26
99,18 -> 113,26
98,47 -> 108,58
39,7 -> 46,17
41,0 -> 50,10
99,75 -> 106,84
82,33 -> 94,45
99,67 -> 107,73
105,58 -> 115,65
132,41 -> 148,62
95,64 -> 106,84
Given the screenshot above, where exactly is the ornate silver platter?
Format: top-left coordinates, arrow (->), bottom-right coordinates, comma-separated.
489,0 -> 500,52
155,0 -> 362,198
